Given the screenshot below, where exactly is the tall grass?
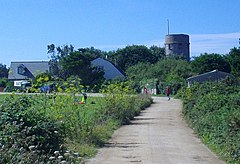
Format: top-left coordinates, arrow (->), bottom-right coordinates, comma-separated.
0,82 -> 152,162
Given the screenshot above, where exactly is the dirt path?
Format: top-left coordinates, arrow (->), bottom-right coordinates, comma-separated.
87,97 -> 225,164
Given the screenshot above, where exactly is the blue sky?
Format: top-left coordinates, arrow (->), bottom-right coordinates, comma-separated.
1,0 -> 240,66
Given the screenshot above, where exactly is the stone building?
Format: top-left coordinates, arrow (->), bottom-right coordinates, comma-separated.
165,34 -> 190,61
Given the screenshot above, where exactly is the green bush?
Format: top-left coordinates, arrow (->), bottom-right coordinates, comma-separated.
0,95 -> 64,163
177,82 -> 240,163
0,81 -> 153,162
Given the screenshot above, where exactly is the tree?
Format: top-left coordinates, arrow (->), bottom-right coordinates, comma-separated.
226,47 -> 240,77
78,47 -> 103,60
113,45 -> 154,71
47,44 -> 75,78
191,53 -> 231,74
149,45 -> 166,61
126,58 -> 192,93
0,64 -> 8,78
60,51 -> 104,86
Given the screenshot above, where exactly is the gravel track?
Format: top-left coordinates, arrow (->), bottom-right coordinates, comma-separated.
87,97 -> 225,164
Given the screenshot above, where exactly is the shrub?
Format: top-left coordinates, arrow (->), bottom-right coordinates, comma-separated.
0,95 -> 64,163
177,82 -> 240,163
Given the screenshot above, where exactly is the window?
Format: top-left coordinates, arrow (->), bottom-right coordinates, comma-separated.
18,64 -> 26,75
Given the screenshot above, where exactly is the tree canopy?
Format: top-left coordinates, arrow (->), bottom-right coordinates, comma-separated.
0,64 -> 8,78
191,53 -> 231,74
226,47 -> 240,77
109,45 -> 165,71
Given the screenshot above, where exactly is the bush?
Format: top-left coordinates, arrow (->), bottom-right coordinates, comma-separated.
0,81 -> 153,162
0,95 -> 64,163
177,82 -> 240,163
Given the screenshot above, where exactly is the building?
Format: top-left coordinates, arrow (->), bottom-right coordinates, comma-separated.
91,57 -> 125,80
8,61 -> 49,86
187,70 -> 234,87
165,34 -> 190,61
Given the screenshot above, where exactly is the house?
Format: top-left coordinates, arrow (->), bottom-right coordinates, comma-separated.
91,57 -> 125,80
8,61 -> 49,86
187,70 -> 234,87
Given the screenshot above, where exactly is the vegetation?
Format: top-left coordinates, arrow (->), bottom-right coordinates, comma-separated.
191,53 -> 231,74
126,58 -> 192,93
1,41 -> 240,163
0,81 -> 152,163
176,81 -> 240,163
0,78 -> 7,88
0,63 -> 8,78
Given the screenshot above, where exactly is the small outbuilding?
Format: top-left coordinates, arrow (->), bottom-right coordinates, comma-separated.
187,70 -> 234,87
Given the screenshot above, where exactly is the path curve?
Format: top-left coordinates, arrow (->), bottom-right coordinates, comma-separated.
87,97 -> 224,164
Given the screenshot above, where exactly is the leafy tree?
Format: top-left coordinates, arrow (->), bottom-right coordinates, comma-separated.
226,47 -> 240,77
47,44 -> 75,78
60,51 -> 104,86
126,58 -> 192,93
149,45 -> 165,61
113,45 -> 154,71
191,53 -> 231,74
78,47 -> 104,60
0,63 -> 8,78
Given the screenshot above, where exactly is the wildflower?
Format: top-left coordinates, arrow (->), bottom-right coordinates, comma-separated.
54,151 -> 60,155
54,131 -> 58,134
28,145 -> 35,151
61,161 -> 67,164
58,155 -> 64,159
49,156 -> 55,160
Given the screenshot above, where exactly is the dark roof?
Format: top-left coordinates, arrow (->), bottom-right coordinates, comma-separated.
187,70 -> 234,83
8,61 -> 49,80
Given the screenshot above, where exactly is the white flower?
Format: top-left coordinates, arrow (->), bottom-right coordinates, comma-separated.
58,155 -> 64,159
49,156 -> 55,160
28,145 -> 35,151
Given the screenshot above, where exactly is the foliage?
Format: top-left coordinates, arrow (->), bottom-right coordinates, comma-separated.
126,58 -> 192,94
191,53 -> 231,74
60,51 -> 105,86
47,44 -> 105,87
101,81 -> 153,124
0,95 -> 64,163
0,77 -> 7,87
0,81 -> 152,162
109,45 -> 164,71
0,63 -> 8,78
177,81 -> 240,163
29,72 -> 52,93
225,47 -> 240,77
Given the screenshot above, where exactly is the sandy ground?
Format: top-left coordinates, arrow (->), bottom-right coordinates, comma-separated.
87,97 -> 225,164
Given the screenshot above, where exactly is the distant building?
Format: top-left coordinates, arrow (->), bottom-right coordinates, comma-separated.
91,57 -> 125,80
8,61 -> 49,86
165,34 -> 190,61
187,70 -> 234,87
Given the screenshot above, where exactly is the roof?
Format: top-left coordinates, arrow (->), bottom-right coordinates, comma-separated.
8,61 -> 49,80
91,57 -> 125,80
187,70 -> 234,83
